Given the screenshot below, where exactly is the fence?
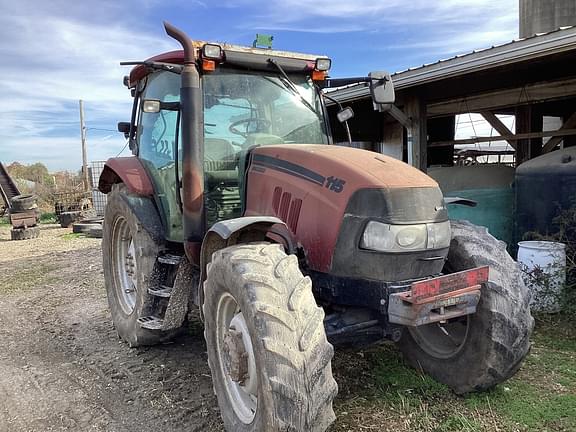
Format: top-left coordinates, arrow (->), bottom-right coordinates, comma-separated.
90,161 -> 107,216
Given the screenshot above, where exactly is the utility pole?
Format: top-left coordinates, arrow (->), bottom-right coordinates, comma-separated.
79,99 -> 90,193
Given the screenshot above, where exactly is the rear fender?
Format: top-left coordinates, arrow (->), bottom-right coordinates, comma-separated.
115,186 -> 165,245
197,216 -> 294,320
98,157 -> 154,197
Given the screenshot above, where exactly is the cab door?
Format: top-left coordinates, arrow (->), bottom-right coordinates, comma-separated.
136,71 -> 183,242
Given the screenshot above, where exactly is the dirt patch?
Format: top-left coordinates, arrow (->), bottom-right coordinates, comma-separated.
1,225 -> 573,432
0,225 -> 223,431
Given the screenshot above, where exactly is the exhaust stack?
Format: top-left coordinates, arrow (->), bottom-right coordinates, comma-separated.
163,22 -> 205,254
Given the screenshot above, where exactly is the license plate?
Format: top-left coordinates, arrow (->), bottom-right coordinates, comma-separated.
410,266 -> 489,304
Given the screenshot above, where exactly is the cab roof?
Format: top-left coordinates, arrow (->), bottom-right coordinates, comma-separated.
129,42 -> 328,87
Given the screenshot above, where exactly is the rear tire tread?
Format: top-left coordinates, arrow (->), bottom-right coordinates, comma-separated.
398,220 -> 534,394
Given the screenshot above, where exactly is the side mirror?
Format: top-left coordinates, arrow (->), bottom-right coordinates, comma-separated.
117,121 -> 131,139
369,71 -> 395,105
336,107 -> 354,123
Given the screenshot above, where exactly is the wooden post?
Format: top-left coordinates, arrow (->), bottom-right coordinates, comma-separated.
79,100 -> 90,193
516,106 -> 529,165
516,105 -> 542,165
405,94 -> 427,172
380,120 -> 404,161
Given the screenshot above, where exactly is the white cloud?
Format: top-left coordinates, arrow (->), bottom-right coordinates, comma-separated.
0,0 -> 173,170
0,0 -> 522,171
237,0 -> 519,57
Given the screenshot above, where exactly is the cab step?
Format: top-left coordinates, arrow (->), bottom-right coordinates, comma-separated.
157,254 -> 182,266
148,284 -> 173,298
137,316 -> 164,330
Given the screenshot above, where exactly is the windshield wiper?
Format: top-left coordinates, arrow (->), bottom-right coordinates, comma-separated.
267,59 -> 320,119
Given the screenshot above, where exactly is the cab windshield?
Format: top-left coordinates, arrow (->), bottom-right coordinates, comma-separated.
203,70 -> 328,148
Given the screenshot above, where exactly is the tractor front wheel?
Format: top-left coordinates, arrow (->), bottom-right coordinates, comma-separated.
398,220 -> 534,394
203,243 -> 337,432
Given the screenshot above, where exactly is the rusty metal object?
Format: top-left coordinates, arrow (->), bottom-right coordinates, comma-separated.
9,211 -> 38,229
54,191 -> 92,216
7,192 -> 40,239
409,266 -> 489,304
223,328 -> 249,384
388,266 -> 489,327
0,162 -> 20,211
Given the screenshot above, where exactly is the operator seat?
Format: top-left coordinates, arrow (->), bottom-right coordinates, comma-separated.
204,138 -> 238,171
204,138 -> 242,225
204,138 -> 239,191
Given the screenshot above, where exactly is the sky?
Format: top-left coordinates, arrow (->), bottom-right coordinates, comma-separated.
0,0 -> 520,171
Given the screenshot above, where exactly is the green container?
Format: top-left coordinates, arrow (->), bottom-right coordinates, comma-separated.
428,166 -> 515,247
446,188 -> 514,246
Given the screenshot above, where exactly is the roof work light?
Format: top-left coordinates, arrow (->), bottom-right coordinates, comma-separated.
315,58 -> 332,71
202,44 -> 223,60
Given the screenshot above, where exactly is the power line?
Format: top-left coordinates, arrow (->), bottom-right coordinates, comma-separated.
86,127 -> 118,133
116,140 -> 130,157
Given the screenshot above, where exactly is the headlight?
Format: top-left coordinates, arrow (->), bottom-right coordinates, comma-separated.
360,221 -> 451,252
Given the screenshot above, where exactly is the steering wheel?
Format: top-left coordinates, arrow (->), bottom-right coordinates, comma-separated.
229,118 -> 271,137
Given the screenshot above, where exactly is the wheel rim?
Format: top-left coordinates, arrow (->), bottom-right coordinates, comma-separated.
409,316 -> 470,359
216,292 -> 258,424
111,216 -> 138,315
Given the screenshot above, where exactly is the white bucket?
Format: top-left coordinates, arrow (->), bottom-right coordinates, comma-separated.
517,241 -> 566,313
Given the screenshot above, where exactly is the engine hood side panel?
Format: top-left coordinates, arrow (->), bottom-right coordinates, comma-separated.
244,144 -> 442,273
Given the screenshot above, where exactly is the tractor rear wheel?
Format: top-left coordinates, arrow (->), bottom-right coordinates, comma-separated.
102,184 -> 173,347
203,243 -> 337,432
398,220 -> 534,394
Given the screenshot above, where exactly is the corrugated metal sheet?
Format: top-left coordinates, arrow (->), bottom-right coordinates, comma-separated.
326,26 -> 576,103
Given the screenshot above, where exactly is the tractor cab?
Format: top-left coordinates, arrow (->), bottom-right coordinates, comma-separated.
119,39 -> 342,241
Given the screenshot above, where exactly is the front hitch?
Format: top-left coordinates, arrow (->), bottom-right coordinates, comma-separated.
388,266 -> 489,326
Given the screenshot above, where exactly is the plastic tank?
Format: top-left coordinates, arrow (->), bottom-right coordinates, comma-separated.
428,165 -> 515,246
515,147 -> 576,242
517,240 -> 566,312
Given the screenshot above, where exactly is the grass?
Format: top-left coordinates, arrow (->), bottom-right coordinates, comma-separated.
0,262 -> 59,294
331,316 -> 576,432
39,212 -> 57,224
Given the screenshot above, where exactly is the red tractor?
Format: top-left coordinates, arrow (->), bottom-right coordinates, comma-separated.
99,23 -> 533,431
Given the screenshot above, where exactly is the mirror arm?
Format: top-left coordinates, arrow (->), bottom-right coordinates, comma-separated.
322,93 -> 353,145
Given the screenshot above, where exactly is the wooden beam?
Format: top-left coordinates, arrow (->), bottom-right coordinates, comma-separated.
405,94 -> 427,171
542,111 -> 576,153
380,120 -> 404,161
428,77 -> 576,117
429,128 -> 576,148
514,105 -> 542,166
480,111 -> 516,149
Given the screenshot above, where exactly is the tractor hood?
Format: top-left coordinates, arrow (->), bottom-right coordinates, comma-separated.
250,144 -> 438,189
245,144 -> 448,274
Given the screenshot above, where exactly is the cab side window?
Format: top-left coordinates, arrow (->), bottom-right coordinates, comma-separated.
137,72 -> 181,168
